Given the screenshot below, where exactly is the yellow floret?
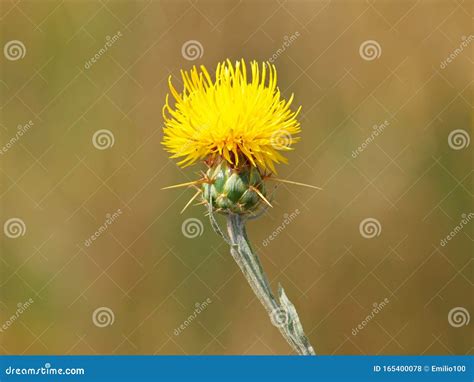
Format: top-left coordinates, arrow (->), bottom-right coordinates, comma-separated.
162,59 -> 301,173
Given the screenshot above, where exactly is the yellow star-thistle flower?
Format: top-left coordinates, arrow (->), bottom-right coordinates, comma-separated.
161,61 -> 317,356
162,59 -> 301,173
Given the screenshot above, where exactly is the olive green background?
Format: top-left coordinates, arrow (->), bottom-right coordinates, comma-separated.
0,0 -> 472,355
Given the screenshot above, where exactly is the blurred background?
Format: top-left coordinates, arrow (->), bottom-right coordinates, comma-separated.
0,0 -> 472,355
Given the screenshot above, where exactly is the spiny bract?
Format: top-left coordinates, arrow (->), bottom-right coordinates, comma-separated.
202,159 -> 266,214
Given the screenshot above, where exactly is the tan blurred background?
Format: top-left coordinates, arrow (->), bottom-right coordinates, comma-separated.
0,0 -> 472,355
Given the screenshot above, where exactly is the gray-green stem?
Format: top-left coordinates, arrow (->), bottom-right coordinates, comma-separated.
209,207 -> 315,355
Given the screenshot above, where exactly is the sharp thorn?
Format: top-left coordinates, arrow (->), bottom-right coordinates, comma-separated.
162,179 -> 204,190
249,186 -> 273,208
266,177 -> 322,190
180,190 -> 202,214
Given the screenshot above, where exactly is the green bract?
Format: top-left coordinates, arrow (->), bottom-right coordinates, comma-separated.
202,160 -> 266,214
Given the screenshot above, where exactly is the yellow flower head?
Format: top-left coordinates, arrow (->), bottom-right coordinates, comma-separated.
162,59 -> 301,173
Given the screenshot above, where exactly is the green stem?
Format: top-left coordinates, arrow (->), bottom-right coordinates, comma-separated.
224,213 -> 316,355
